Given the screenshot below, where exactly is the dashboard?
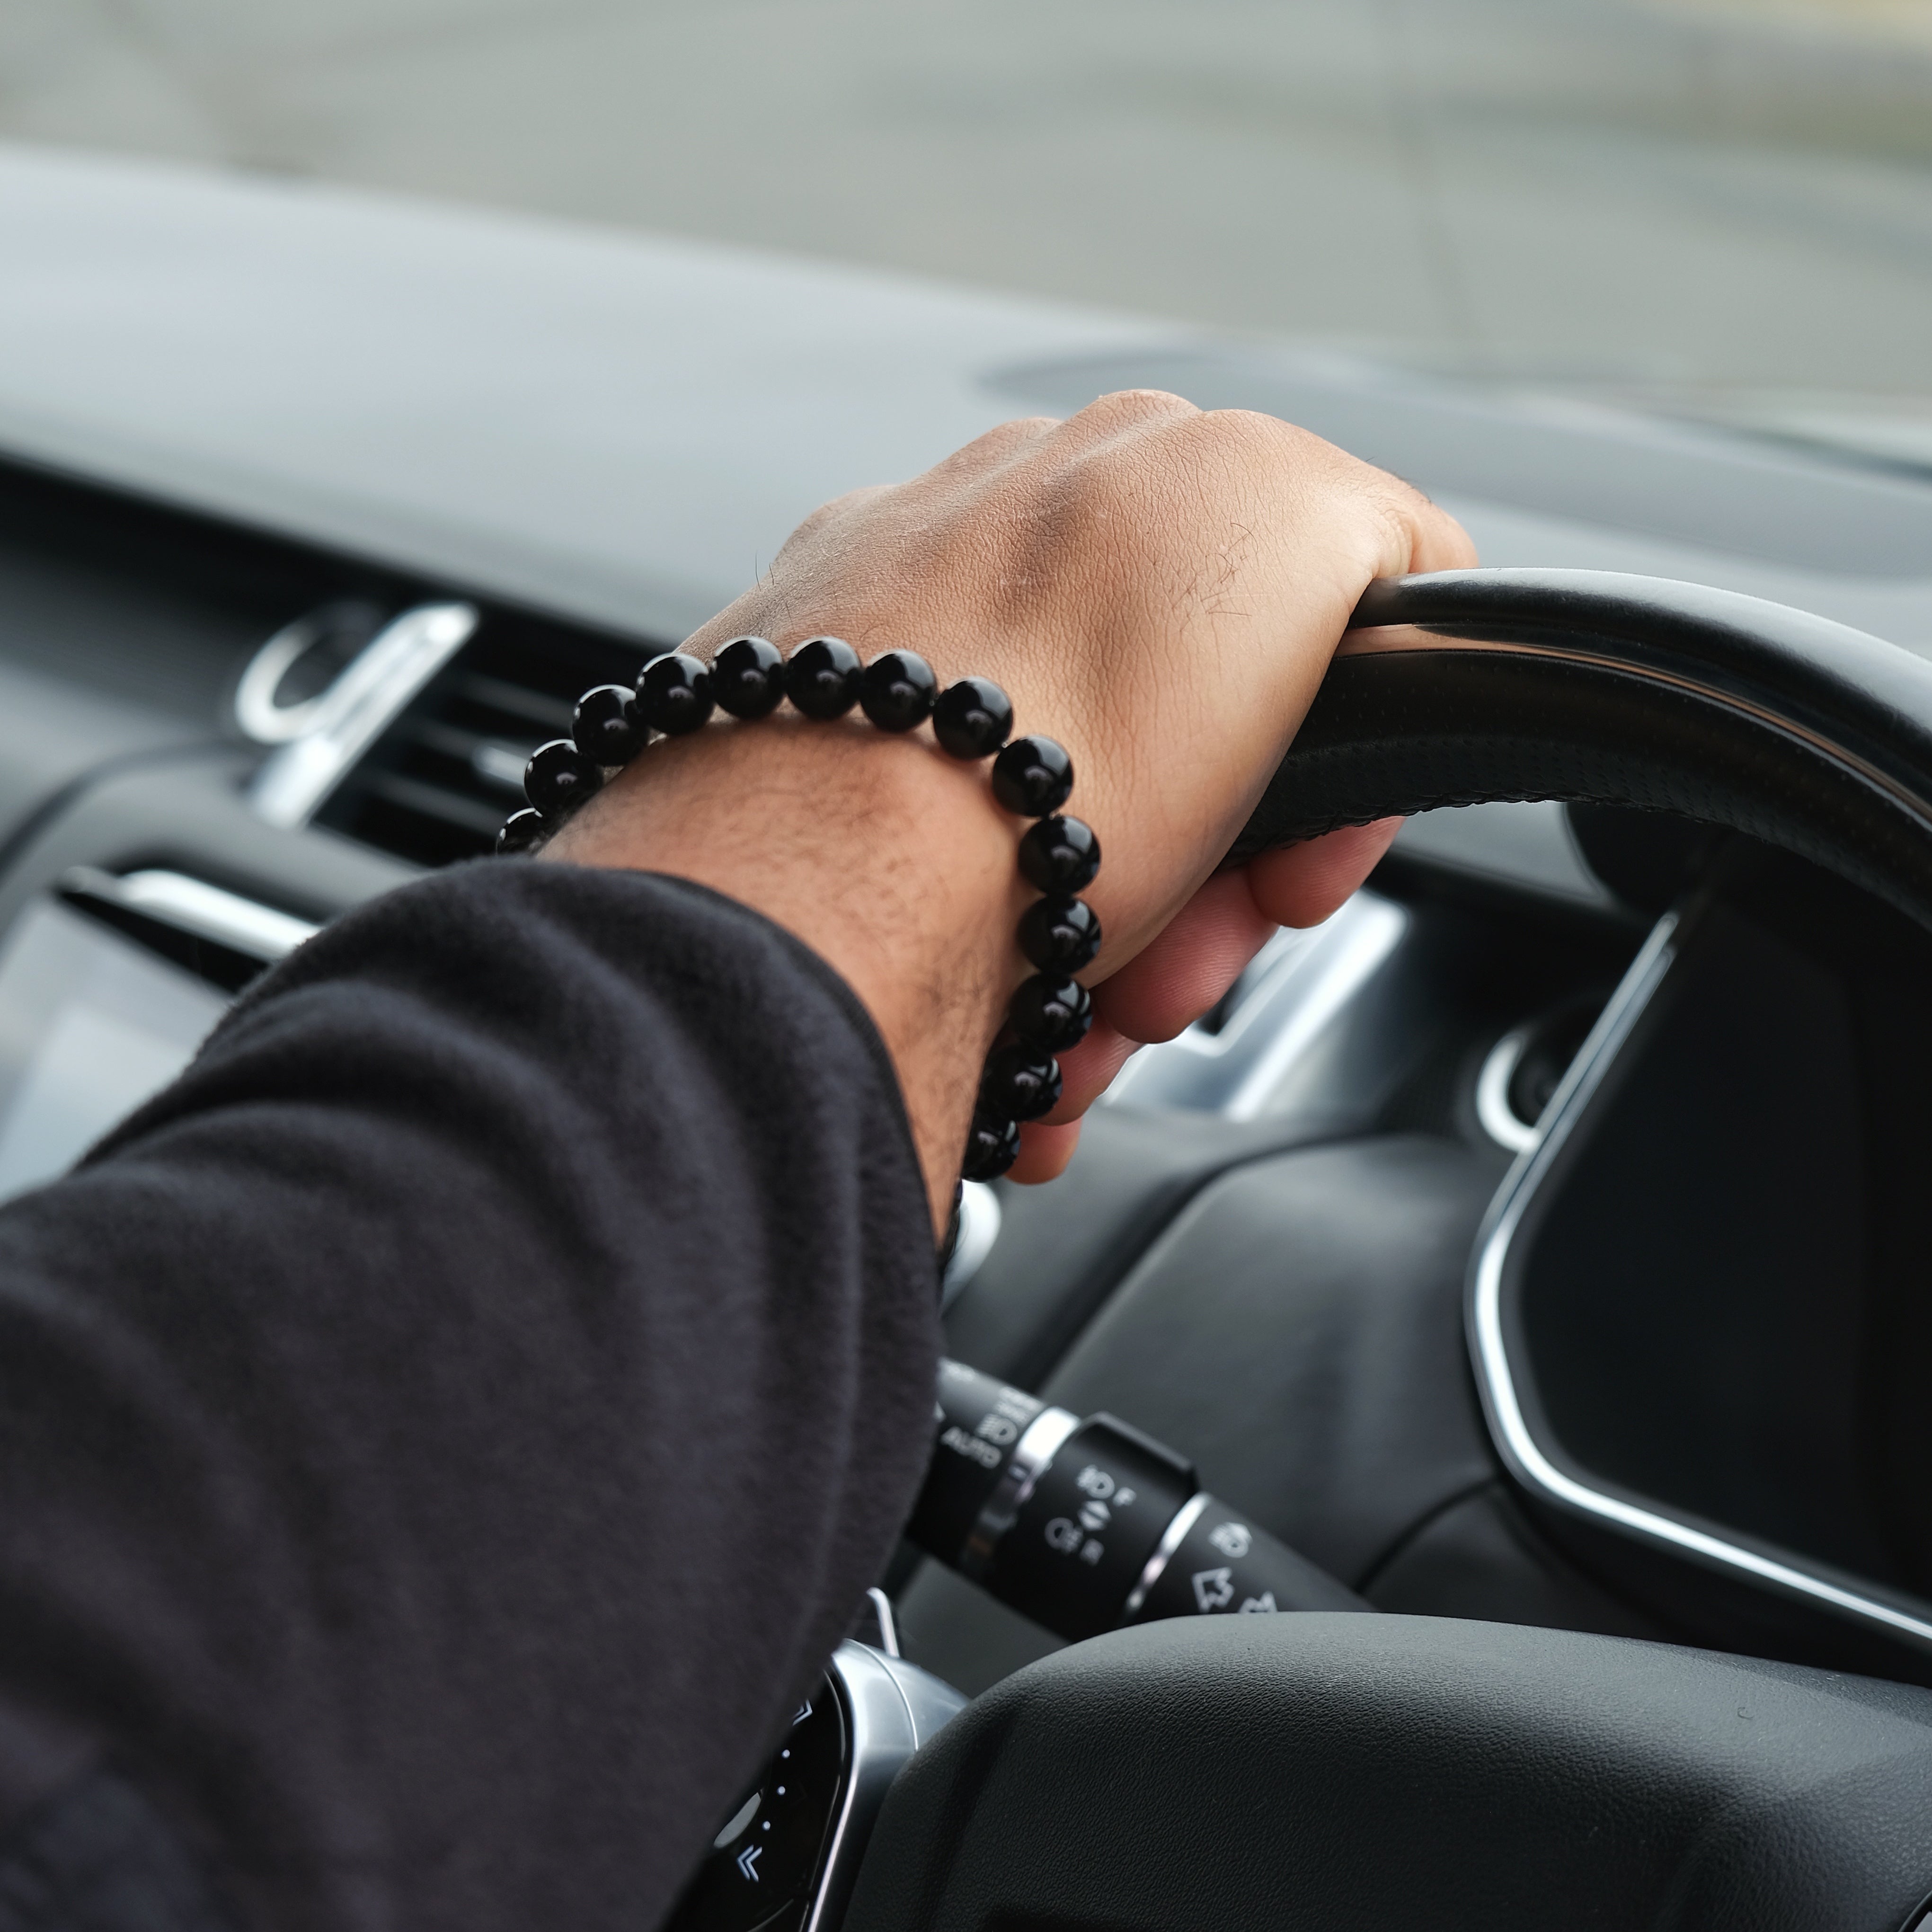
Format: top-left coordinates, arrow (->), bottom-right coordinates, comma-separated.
7,148 -> 1932,1726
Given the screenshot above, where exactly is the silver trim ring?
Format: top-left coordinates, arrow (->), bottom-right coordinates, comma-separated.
1474,1030 -> 1540,1153
1466,909 -> 1932,1651
960,1405 -> 1079,1580
1121,1491 -> 1209,1621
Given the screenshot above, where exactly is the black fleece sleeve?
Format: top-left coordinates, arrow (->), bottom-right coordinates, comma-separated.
0,861 -> 941,1932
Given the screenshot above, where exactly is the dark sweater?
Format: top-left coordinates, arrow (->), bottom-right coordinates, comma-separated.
0,862 -> 940,1931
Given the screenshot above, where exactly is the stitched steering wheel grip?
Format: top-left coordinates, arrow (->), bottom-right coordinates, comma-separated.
1230,568 -> 1932,932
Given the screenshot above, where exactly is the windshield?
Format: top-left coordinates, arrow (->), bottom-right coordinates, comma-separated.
5,0 -> 1929,462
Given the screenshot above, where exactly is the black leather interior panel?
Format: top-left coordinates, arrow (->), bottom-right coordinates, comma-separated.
945,1108 -> 1421,1395
1365,1480 -> 1669,1639
1036,1136 -> 1498,1588
848,1614 -> 1932,1932
0,664 -> 208,860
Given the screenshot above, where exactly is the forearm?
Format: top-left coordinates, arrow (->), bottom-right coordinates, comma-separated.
544,716 -> 1026,1229
0,863 -> 938,1931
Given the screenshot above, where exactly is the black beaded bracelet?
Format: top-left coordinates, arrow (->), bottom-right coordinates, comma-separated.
496,638 -> 1101,1184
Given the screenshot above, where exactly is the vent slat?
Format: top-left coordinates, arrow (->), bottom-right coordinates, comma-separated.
314,616 -> 657,867
449,672 -> 576,733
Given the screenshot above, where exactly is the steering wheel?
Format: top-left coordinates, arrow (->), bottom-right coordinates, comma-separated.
841,570 -> 1932,1932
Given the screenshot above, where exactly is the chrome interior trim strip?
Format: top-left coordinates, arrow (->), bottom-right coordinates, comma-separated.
1467,910 -> 1932,1649
1121,1491 -> 1209,1620
1338,629 -> 1932,832
862,1586 -> 901,1660
803,1644 -> 966,1932
61,868 -> 319,963
250,601 -> 479,829
960,1405 -> 1080,1580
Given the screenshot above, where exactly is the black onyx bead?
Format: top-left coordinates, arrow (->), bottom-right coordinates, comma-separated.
712,635 -> 787,719
636,652 -> 715,736
981,1043 -> 1063,1122
991,736 -> 1074,818
524,738 -> 604,816
1018,895 -> 1102,972
572,683 -> 645,766
859,649 -> 938,732
1018,815 -> 1101,894
496,807 -> 545,857
1009,972 -> 1092,1051
931,677 -> 1014,759
963,1113 -> 1022,1182
786,637 -> 863,719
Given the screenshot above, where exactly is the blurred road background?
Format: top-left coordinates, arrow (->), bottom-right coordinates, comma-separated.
4,0 -> 1931,450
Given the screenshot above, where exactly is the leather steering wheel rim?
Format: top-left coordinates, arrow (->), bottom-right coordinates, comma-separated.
1233,567 -> 1932,931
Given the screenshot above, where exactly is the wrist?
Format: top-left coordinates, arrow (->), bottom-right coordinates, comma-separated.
544,719 -> 1023,1227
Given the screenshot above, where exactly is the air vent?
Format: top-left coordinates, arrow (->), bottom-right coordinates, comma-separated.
314,611 -> 663,867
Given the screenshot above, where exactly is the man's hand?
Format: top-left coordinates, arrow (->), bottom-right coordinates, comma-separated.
549,392 -> 1474,1221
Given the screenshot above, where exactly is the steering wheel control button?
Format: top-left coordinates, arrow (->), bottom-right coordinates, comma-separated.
1009,973 -> 1093,1051
909,1360 -> 1366,1637
908,1361 -> 1049,1560
663,1675 -> 846,1932
636,651 -> 717,736
1019,895 -> 1102,971
931,676 -> 1014,759
991,736 -> 1075,818
784,636 -> 863,719
571,683 -> 646,766
522,738 -> 604,817
1017,815 -> 1101,894
979,1042 -> 1063,1121
859,649 -> 939,732
992,1415 -> 1199,1640
1129,1497 -> 1365,1622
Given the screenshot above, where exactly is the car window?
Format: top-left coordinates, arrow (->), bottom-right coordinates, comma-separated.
2,0 -> 1927,466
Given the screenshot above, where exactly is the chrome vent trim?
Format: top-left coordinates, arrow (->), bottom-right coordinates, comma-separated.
60,868 -> 319,964
249,602 -> 480,829
305,613 -> 659,869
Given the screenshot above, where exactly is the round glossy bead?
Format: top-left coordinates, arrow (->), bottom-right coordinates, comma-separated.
1018,816 -> 1101,894
1009,972 -> 1092,1051
786,637 -> 862,719
963,1113 -> 1022,1182
524,738 -> 604,816
859,650 -> 938,732
712,636 -> 787,719
1018,895 -> 1102,972
572,683 -> 645,766
496,807 -> 545,857
991,736 -> 1074,818
931,677 -> 1014,760
981,1043 -> 1063,1122
636,652 -> 715,736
